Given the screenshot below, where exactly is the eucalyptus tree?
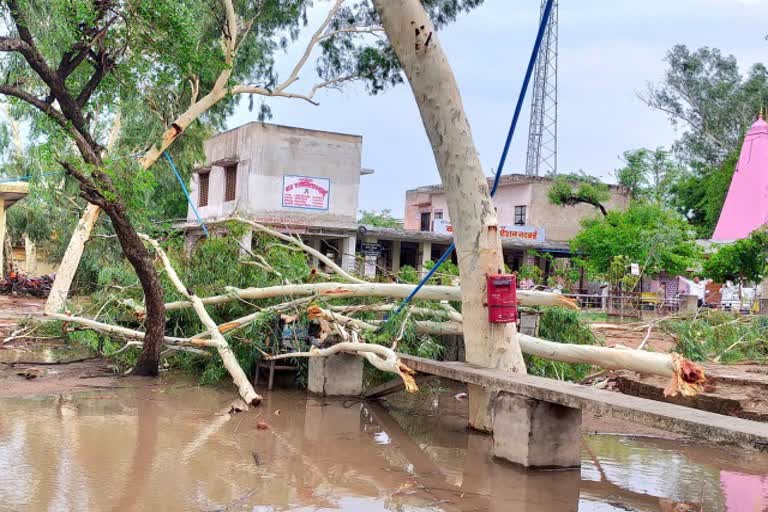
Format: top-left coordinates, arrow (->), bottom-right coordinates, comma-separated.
616,147 -> 681,205
2,0 -> 492,380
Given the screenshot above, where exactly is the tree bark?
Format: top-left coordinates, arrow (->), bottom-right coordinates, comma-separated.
100,204 -> 166,376
373,0 -> 526,430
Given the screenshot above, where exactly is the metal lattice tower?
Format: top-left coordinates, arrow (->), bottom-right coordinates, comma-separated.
525,0 -> 558,177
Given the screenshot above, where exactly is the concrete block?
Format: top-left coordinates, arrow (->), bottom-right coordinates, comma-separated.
308,352 -> 364,396
519,312 -> 540,336
492,393 -> 581,469
681,294 -> 699,313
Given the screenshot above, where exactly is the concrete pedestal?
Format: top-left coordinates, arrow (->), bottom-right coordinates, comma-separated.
492,393 -> 581,469
681,294 -> 699,313
308,352 -> 364,396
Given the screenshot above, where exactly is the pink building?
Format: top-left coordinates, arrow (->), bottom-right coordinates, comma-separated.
713,114 -> 768,241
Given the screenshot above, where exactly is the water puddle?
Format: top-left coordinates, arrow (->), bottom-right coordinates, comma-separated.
0,341 -> 96,365
0,380 -> 766,511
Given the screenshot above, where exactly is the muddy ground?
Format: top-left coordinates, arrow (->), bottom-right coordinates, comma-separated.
593,321 -> 768,422
0,295 -> 116,396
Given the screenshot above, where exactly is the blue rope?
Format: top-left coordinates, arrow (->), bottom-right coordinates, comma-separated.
491,0 -> 555,196
390,0 -> 555,318
0,171 -> 63,184
163,151 -> 209,237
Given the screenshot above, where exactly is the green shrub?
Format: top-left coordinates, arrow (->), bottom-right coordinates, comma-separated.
526,307 -> 598,381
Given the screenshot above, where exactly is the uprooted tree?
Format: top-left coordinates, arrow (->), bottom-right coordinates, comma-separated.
5,0 -> 706,411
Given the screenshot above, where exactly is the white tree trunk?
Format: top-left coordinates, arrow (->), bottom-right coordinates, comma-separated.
140,235 -> 261,405
308,306 -> 705,396
374,0 -> 526,430
46,204 -> 101,313
160,282 -> 572,312
23,235 -> 36,275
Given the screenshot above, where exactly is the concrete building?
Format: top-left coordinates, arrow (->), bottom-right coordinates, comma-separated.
402,174 -> 628,273
405,174 -> 628,242
186,122 -> 370,272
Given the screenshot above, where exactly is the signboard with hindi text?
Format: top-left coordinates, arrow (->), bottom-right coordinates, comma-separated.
282,175 -> 331,210
433,218 -> 546,242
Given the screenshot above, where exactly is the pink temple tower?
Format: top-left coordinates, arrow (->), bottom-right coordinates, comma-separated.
713,113 -> 768,241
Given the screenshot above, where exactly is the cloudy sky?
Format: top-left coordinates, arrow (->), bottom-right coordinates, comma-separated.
227,0 -> 768,217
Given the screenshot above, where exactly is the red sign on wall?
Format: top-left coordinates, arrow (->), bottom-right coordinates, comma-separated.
282,175 -> 330,210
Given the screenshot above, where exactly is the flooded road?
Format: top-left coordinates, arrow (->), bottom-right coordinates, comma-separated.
0,378 -> 767,511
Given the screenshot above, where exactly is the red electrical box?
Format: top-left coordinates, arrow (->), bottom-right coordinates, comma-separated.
486,274 -> 518,323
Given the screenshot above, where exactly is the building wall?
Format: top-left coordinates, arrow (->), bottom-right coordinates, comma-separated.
527,181 -> 629,242
189,122 -> 363,229
403,176 -> 629,242
405,184 -> 534,230
493,184 -> 534,226
10,246 -> 57,276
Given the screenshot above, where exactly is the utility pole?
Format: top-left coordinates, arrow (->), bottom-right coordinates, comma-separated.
525,0 -> 559,176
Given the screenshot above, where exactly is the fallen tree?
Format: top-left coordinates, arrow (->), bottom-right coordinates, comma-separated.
140,235 -> 261,405
160,282 -> 578,312
307,305 -> 706,397
48,226 -> 705,402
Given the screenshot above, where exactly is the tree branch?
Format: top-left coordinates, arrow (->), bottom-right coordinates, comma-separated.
275,0 -> 344,94
317,26 -> 384,42
232,0 -> 351,105
5,0 -> 97,149
139,234 -> 262,405
57,159 -> 106,207
637,89 -> 727,150
76,56 -> 110,107
0,36 -> 28,52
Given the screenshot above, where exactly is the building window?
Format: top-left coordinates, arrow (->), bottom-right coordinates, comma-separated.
224,165 -> 237,202
199,172 -> 210,207
420,211 -> 431,231
514,205 -> 526,225
434,211 -> 443,220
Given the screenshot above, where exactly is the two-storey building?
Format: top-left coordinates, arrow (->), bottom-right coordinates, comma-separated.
400,174 -> 629,272
184,122 -> 370,271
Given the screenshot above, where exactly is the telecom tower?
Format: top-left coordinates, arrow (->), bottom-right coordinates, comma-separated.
525,0 -> 558,177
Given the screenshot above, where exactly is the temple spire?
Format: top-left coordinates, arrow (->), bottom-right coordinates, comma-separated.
712,110 -> 768,240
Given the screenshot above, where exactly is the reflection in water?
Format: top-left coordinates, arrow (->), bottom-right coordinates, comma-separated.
0,381 -> 766,511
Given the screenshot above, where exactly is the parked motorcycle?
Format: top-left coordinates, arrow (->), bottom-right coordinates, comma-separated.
0,271 -> 55,298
